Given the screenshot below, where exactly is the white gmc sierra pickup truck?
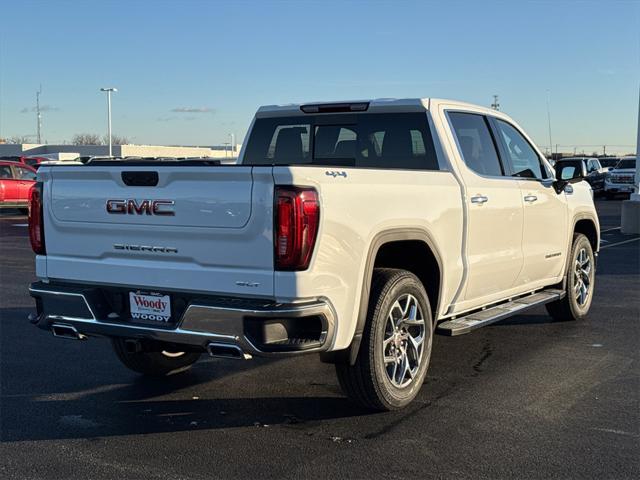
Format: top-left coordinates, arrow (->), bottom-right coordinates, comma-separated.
28,98 -> 599,410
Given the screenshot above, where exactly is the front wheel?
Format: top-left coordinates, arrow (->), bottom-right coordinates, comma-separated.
112,338 -> 201,376
546,233 -> 595,321
336,268 -> 433,411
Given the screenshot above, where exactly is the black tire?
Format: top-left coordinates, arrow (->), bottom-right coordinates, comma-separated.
336,268 -> 433,411
546,233 -> 595,321
111,338 -> 201,376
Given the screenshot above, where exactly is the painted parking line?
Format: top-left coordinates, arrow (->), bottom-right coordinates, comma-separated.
600,237 -> 640,249
601,226 -> 621,233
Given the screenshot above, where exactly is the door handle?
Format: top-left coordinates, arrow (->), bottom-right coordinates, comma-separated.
524,195 -> 538,203
470,195 -> 489,204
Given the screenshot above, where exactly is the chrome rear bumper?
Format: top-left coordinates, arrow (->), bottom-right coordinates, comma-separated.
29,282 -> 335,357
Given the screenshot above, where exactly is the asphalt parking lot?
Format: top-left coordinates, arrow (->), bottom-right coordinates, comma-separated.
1,200 -> 638,479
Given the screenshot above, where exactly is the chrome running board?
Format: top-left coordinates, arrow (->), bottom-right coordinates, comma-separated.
436,289 -> 564,336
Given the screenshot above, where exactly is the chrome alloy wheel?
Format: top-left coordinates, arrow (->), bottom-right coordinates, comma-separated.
383,294 -> 426,388
574,247 -> 592,306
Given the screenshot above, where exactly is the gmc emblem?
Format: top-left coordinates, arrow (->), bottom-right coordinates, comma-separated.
106,199 -> 175,216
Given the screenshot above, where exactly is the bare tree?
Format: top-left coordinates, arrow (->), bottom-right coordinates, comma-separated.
105,134 -> 130,145
71,133 -> 103,145
7,135 -> 35,144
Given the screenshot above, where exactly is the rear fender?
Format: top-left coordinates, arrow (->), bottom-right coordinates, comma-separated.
321,228 -> 443,365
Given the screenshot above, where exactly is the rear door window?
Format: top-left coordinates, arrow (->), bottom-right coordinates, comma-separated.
587,159 -> 599,173
0,166 -> 13,179
14,166 -> 36,180
448,112 -> 504,177
243,113 -> 439,170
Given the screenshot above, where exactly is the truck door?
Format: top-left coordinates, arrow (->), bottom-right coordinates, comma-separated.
447,112 -> 524,305
489,118 -> 568,285
12,165 -> 36,202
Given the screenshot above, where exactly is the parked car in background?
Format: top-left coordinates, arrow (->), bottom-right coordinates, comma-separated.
21,156 -> 49,169
0,161 -> 36,212
21,153 -> 81,169
604,156 -> 637,198
555,157 -> 607,194
0,156 -> 26,163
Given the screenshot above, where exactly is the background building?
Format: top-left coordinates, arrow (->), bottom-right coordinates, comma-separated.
0,143 -> 242,162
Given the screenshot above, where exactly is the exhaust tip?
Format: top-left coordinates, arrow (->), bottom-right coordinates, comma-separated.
207,342 -> 251,360
51,324 -> 86,340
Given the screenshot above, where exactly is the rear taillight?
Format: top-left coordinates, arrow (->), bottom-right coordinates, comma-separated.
274,186 -> 320,270
28,184 -> 45,254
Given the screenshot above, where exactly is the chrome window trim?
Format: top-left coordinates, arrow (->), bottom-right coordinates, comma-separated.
444,109 -> 556,185
444,109 -> 518,182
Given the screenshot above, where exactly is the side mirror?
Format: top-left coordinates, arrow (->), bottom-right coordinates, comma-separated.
553,160 -> 586,193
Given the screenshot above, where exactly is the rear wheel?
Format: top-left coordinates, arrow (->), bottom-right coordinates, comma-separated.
111,338 -> 201,376
336,268 -> 433,411
546,233 -> 595,321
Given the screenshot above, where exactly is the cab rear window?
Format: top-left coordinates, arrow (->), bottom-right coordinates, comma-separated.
243,113 -> 440,170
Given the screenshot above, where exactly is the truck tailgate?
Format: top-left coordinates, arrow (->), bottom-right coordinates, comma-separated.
41,165 -> 275,297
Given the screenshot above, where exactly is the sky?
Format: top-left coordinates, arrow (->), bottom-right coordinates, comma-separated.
0,0 -> 638,154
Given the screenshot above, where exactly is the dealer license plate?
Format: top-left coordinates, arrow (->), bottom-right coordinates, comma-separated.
129,291 -> 171,323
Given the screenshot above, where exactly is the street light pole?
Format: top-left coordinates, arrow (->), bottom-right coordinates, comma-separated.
620,88 -> 640,234
36,85 -> 42,144
100,87 -> 117,157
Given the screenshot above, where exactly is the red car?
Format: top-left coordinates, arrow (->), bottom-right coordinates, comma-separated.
21,156 -> 49,169
0,161 -> 37,212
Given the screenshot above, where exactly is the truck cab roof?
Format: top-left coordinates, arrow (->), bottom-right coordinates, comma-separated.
255,98 -> 498,118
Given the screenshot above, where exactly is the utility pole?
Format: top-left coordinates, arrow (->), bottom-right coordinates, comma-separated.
603,145 -> 606,156
36,85 -> 42,144
491,95 -> 500,111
